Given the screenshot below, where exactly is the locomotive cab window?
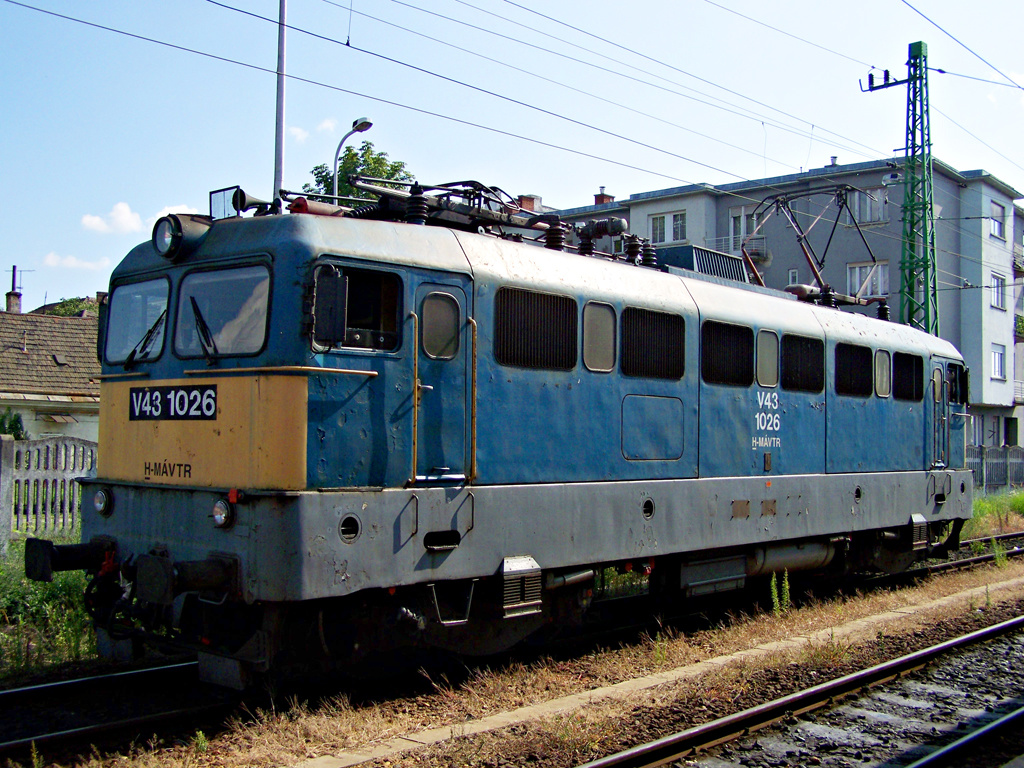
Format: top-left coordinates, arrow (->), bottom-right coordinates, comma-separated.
175,265 -> 270,358
104,277 -> 170,364
583,301 -> 616,372
421,292 -> 460,360
494,287 -> 577,370
701,321 -> 753,386
781,334 -> 824,393
621,307 -> 684,379
835,343 -> 873,397
312,264 -> 401,351
893,352 -> 924,401
756,329 -> 779,387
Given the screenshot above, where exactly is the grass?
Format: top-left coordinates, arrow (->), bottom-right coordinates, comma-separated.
0,537 -> 97,680
963,488 -> 1024,538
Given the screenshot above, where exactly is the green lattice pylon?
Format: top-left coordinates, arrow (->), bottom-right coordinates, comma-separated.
899,41 -> 939,335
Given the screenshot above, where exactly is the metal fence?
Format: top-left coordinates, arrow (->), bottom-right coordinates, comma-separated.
966,445 -> 1024,492
0,435 -> 97,555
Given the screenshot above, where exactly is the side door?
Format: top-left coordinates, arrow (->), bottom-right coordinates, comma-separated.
930,361 -> 948,468
413,280 -> 471,484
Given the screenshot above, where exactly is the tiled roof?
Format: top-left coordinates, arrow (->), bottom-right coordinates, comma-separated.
0,312 -> 100,397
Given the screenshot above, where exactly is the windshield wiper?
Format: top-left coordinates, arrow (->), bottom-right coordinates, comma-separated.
123,309 -> 166,369
190,296 -> 219,361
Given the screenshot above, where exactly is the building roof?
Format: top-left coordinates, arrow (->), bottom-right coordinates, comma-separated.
0,312 -> 100,398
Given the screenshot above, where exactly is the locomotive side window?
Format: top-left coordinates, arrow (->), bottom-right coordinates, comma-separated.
175,265 -> 270,358
780,334 -> 824,393
104,278 -> 170,364
893,352 -> 924,401
620,307 -> 684,379
494,287 -> 577,370
756,330 -> 779,387
835,343 -> 873,397
875,350 -> 891,397
701,321 -> 753,386
583,301 -> 616,372
422,292 -> 460,360
313,265 -> 401,351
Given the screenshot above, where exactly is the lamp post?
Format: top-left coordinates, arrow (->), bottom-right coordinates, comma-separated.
332,117 -> 373,199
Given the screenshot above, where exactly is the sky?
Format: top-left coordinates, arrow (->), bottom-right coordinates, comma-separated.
2,0 -> 1023,311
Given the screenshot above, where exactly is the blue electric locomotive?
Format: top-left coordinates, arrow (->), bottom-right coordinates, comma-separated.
26,180 -> 972,687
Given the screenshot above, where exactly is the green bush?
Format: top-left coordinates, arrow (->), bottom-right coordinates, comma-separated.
0,539 -> 96,674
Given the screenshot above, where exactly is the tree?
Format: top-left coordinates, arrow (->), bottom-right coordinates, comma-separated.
42,296 -> 99,317
0,408 -> 27,440
302,141 -> 414,202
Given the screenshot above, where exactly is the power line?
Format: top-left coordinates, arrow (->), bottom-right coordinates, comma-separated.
489,0 -> 885,159
320,0 -> 800,171
900,0 -> 1024,91
385,0 -> 882,162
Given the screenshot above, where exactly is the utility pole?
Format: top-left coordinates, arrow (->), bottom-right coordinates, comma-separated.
863,41 -> 938,335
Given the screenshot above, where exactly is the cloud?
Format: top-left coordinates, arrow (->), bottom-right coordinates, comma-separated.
288,126 -> 310,143
147,204 -> 199,228
43,252 -> 112,271
81,202 -> 143,234
317,118 -> 337,133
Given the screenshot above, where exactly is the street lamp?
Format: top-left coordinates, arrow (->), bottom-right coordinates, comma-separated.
332,117 -> 373,199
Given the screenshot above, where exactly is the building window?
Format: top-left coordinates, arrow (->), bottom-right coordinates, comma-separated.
494,287 -> 577,370
991,201 -> 1006,239
730,206 -> 758,251
621,307 -> 685,379
850,188 -> 887,224
991,273 -> 1007,310
787,268 -> 799,285
651,215 -> 666,244
672,212 -> 687,242
847,261 -> 889,298
992,343 -> 1006,380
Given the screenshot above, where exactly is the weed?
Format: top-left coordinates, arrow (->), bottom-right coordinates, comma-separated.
970,540 -> 986,556
769,571 -> 791,617
770,572 -> 780,617
992,537 -> 1008,568
193,730 -> 209,754
781,569 -> 791,613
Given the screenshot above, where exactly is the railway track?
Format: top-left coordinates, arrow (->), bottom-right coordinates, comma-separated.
0,661 -> 234,759
578,615 -> 1024,768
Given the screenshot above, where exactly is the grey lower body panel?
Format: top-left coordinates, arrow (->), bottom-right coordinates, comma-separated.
82,469 -> 972,603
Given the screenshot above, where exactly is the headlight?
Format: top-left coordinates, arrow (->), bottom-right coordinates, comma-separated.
212,498 -> 234,529
151,214 -> 212,261
93,487 -> 113,517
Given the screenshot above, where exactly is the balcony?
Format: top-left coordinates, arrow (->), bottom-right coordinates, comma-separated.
705,235 -> 768,263
1016,314 -> 1024,341
1014,242 -> 1024,273
1016,379 -> 1024,404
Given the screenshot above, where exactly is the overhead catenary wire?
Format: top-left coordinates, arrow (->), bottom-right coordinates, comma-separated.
320,0 -> 801,171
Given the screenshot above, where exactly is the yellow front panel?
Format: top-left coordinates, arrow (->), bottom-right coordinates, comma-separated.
99,376 -> 307,489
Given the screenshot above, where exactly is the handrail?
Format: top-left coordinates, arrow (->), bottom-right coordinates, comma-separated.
183,366 -> 377,376
409,310 -> 420,485
468,317 -> 478,483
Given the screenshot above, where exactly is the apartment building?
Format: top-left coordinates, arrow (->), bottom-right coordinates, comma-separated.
556,158 -> 1023,446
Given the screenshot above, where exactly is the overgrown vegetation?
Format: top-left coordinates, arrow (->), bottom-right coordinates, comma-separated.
963,488 -> 1024,538
0,538 -> 96,678
0,407 -> 27,440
